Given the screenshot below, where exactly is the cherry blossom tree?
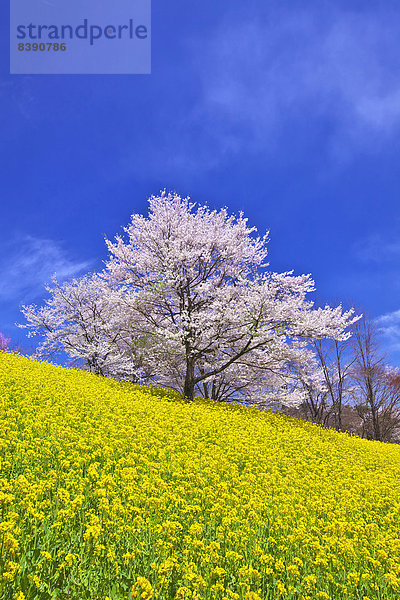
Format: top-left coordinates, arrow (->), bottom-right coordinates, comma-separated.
20,192 -> 359,403
104,192 -> 359,400
0,332 -> 11,352
191,339 -> 317,407
20,274 -> 152,382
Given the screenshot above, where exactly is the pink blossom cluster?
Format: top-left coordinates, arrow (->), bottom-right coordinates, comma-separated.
0,332 -> 10,352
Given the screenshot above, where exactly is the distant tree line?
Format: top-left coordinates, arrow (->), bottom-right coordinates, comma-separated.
281,316 -> 400,443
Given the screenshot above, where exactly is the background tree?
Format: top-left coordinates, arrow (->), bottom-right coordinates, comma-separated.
312,338 -> 356,431
351,316 -> 400,442
285,313 -> 400,443
288,349 -> 333,426
294,339 -> 358,430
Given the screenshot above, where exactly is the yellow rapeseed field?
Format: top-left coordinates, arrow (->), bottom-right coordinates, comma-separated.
1,353 -> 400,600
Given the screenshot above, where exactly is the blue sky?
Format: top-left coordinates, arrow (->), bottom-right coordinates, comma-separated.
1,1 -> 400,361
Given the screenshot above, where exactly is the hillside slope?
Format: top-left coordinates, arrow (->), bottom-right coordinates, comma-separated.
1,352 -> 400,600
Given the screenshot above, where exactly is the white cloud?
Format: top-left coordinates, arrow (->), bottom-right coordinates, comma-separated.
353,234 -> 400,263
118,5 -> 400,179
0,235 -> 91,303
376,310 -> 400,352
184,5 -> 400,167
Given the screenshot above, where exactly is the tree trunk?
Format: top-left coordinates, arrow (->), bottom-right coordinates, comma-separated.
184,359 -> 195,401
370,403 -> 381,441
337,401 -> 343,431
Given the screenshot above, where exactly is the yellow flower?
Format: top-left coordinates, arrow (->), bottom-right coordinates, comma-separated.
274,559 -> 285,573
132,576 -> 154,599
276,581 -> 287,596
2,561 -> 20,582
347,571 -> 360,586
384,571 -> 400,589
64,553 -> 76,566
222,592 -> 240,600
175,587 -> 193,600
211,566 -> 227,580
237,565 -> 261,585
189,523 -> 203,537
2,351 -> 400,600
302,574 -> 317,590
83,523 -> 102,541
28,574 -> 42,588
287,564 -> 300,579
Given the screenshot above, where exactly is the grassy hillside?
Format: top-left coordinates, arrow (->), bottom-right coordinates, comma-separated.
1,353 -> 400,600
